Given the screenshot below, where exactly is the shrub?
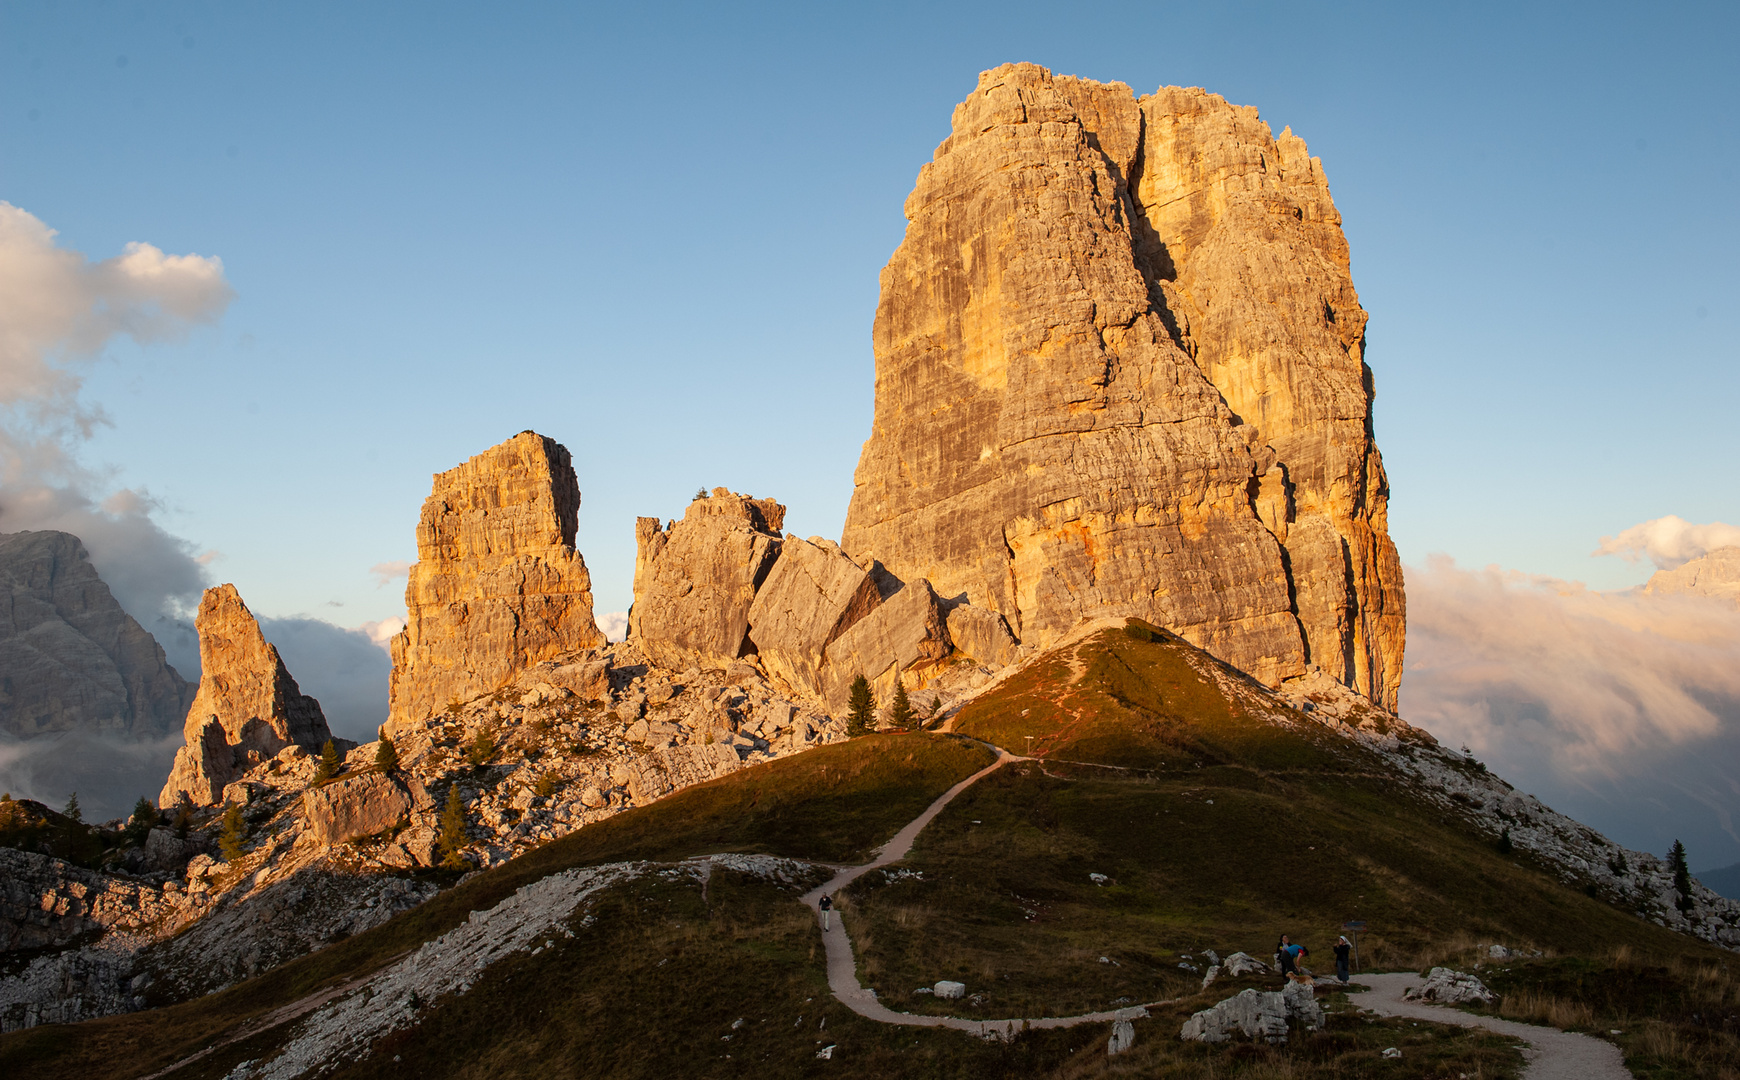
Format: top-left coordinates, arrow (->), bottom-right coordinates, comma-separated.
466,725 -> 498,768
846,676 -> 875,737
124,797 -> 157,845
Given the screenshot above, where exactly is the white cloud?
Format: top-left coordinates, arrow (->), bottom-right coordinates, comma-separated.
0,203 -> 232,665
369,559 -> 411,587
358,616 -> 406,651
1593,515 -> 1740,570
1401,555 -> 1740,867
598,610 -> 628,643
260,617 -> 391,742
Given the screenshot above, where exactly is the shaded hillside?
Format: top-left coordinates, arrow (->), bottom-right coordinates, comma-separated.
4,627 -> 1736,1079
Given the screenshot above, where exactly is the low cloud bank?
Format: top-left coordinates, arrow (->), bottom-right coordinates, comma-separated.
1401,556 -> 1740,870
259,617 -> 391,742
1594,515 -> 1740,570
0,733 -> 184,822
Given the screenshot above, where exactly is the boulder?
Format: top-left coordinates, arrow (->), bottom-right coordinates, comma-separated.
1404,967 -> 1495,1006
838,63 -> 1405,708
819,578 -> 952,708
301,771 -> 413,846
161,585 -> 333,808
388,431 -> 606,727
746,537 -> 882,697
546,659 -> 611,703
943,602 -> 1020,668
1180,984 -> 1318,1044
1221,951 -> 1268,976
933,980 -> 966,1000
1108,1019 -> 1135,1055
630,490 -> 784,671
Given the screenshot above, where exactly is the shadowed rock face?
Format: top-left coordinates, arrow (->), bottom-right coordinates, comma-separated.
0,530 -> 192,739
160,585 -> 331,807
388,432 -> 605,726
841,63 -> 1405,708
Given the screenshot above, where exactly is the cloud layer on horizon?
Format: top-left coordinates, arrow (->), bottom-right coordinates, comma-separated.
1401,555 -> 1740,870
1593,515 -> 1740,570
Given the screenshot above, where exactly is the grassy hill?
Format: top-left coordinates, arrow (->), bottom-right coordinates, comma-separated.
4,622 -> 1735,1079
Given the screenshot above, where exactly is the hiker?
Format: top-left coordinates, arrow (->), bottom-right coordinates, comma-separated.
1276,934 -> 1296,975
1333,936 -> 1352,983
1286,940 -> 1310,976
819,893 -> 833,931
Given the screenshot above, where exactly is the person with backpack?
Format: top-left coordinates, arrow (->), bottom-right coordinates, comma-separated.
819,893 -> 833,931
1333,936 -> 1352,983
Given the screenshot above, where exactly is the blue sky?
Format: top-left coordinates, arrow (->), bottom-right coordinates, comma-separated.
5,2 -> 1740,853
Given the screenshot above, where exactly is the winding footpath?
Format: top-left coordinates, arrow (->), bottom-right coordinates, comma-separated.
1347,973 -> 1631,1080
799,746 -> 1157,1040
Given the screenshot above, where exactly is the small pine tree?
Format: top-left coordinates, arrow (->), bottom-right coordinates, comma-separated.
888,681 -> 915,732
313,739 -> 342,783
1497,827 -> 1513,855
846,675 -> 875,737
466,725 -> 497,768
125,797 -> 157,845
375,729 -> 399,772
438,788 -> 469,870
1671,840 -> 1694,913
693,487 -> 710,500
219,803 -> 247,862
62,791 -> 82,823
173,793 -> 194,839
1608,849 -> 1629,876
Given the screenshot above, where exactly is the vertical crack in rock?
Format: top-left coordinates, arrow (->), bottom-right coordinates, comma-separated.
840,63 -> 1405,707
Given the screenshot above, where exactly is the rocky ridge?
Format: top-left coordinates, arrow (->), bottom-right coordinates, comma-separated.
0,530 -> 192,739
840,63 -> 1405,708
159,584 -> 333,808
1645,545 -> 1740,606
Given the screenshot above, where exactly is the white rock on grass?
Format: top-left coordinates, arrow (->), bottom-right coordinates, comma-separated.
1179,982 -> 1322,1045
1107,1018 -> 1135,1055
933,980 -> 966,999
1221,951 -> 1268,976
1403,967 -> 1495,1006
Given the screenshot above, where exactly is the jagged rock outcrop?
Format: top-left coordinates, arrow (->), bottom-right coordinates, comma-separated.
630,489 -> 784,671
819,577 -> 952,707
389,432 -> 605,726
745,537 -> 882,698
160,585 -> 331,807
0,530 -> 192,738
840,63 -> 1405,708
943,602 -> 1020,668
1646,546 -> 1740,606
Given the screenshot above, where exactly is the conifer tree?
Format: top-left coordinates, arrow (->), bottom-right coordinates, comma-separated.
375,728 -> 399,772
219,803 -> 247,862
313,739 -> 342,783
846,675 -> 875,737
1497,827 -> 1512,855
62,791 -> 82,823
1671,840 -> 1694,913
466,725 -> 498,768
173,793 -> 194,839
888,680 -> 915,731
438,787 -> 470,870
125,797 -> 157,844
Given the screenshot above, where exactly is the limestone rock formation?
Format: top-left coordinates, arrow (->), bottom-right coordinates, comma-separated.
1646,547 -> 1740,606
160,585 -> 332,807
819,578 -> 951,707
389,432 -> 605,726
1403,967 -> 1494,1005
840,63 -> 1405,708
745,536 -> 882,698
943,602 -> 1020,668
302,771 -> 413,846
1179,984 -> 1320,1044
0,530 -> 192,739
630,489 -> 784,671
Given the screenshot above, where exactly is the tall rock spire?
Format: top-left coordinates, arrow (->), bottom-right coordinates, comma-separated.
388,431 -> 605,727
841,64 -> 1405,707
160,584 -> 330,807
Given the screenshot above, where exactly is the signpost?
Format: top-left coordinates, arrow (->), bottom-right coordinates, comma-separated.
1342,920 -> 1367,972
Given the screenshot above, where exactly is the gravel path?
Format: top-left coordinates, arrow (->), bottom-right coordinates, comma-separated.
1349,972 -> 1632,1080
799,747 -> 1159,1039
